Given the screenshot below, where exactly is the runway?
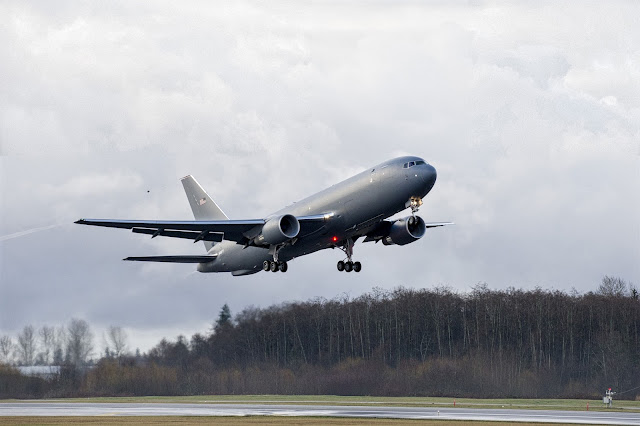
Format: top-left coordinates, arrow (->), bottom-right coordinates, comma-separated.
2,402 -> 640,424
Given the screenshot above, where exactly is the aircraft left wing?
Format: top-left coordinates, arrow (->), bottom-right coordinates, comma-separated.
75,218 -> 265,244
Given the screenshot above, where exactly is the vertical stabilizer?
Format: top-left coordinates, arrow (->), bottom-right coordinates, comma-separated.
181,175 -> 229,251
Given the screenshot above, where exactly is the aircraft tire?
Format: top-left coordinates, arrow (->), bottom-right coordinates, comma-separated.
279,262 -> 288,273
344,261 -> 353,272
270,262 -> 279,272
263,261 -> 271,271
353,261 -> 362,272
337,261 -> 345,271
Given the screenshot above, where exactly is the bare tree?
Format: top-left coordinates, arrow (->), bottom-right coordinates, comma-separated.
106,326 -> 128,358
66,318 -> 94,367
38,326 -> 55,365
52,326 -> 66,365
598,276 -> 628,297
0,335 -> 14,364
17,325 -> 36,365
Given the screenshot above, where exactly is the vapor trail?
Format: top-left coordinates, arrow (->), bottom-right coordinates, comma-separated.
0,224 -> 60,242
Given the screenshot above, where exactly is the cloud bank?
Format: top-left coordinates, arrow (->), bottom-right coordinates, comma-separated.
1,1 -> 638,351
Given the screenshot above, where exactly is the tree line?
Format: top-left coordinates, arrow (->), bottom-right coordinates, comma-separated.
1,276 -> 638,400
0,319 -> 128,367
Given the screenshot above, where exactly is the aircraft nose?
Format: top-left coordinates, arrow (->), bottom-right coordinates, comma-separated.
422,164 -> 437,191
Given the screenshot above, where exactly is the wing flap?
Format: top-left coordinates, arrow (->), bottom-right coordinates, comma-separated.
131,227 -> 224,243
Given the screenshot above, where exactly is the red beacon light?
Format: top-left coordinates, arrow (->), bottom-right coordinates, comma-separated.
332,236 -> 338,242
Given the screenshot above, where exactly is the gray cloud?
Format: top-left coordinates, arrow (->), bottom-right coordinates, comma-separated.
1,1 -> 638,351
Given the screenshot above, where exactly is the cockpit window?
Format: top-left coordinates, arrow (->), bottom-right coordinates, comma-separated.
415,160 -> 426,166
404,161 -> 419,168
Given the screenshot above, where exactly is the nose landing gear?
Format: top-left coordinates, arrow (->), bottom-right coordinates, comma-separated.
336,238 -> 362,273
409,196 -> 423,214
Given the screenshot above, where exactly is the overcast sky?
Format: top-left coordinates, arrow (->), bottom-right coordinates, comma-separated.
1,1 -> 639,353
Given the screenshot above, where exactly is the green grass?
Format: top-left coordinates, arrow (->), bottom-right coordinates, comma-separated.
3,395 -> 639,412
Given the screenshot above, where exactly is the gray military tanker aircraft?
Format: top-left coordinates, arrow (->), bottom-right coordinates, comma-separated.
76,156 -> 452,276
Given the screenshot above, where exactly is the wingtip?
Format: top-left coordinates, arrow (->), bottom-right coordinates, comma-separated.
74,219 -> 85,224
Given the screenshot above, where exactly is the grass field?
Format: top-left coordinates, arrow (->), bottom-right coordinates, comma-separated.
0,418 -> 585,426
3,395 -> 639,412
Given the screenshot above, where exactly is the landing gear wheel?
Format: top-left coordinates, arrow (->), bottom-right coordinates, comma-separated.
263,261 -> 271,272
353,261 -> 362,272
337,261 -> 345,272
344,261 -> 353,272
279,262 -> 288,273
270,262 -> 279,272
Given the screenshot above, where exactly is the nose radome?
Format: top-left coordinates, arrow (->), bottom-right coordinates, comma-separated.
422,164 -> 437,190
424,163 -> 436,181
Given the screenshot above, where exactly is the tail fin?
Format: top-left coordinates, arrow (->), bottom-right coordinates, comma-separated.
181,175 -> 229,251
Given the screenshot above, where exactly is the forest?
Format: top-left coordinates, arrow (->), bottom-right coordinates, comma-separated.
1,276 -> 639,400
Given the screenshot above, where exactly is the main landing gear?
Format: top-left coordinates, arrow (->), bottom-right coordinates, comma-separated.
337,260 -> 361,273
263,243 -> 289,273
263,260 -> 288,273
336,238 -> 362,273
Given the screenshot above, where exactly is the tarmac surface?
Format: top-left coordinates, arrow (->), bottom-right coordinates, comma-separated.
2,402 -> 640,424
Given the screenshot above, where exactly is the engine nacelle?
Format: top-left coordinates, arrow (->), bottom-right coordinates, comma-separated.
382,216 -> 427,246
254,214 -> 300,246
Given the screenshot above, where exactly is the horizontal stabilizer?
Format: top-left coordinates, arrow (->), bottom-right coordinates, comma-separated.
124,255 -> 217,263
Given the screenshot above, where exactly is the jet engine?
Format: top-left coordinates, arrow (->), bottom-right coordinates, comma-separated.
254,214 -> 300,245
382,216 -> 426,246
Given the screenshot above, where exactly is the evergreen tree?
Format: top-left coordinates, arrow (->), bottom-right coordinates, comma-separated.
215,304 -> 232,331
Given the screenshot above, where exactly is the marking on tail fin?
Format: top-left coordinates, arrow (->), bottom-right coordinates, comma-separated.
181,175 -> 229,251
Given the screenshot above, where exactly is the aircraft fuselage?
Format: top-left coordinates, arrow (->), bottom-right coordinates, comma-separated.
200,156 -> 437,275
